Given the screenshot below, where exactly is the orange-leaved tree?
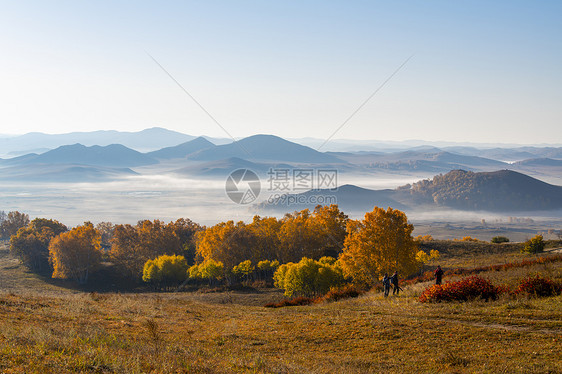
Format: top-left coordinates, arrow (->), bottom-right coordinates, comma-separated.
48,222 -> 102,284
10,218 -> 67,272
338,207 -> 418,286
195,220 -> 257,269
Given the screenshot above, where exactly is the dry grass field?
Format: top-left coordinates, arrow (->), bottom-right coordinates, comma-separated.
1,242 -> 561,373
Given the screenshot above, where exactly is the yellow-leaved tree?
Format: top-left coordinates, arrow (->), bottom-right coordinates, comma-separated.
48,222 -> 102,284
338,207 -> 418,286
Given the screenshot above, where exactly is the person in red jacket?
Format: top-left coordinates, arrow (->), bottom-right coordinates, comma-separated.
434,265 -> 444,285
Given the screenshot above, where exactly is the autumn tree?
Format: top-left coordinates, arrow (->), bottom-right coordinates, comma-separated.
188,259 -> 224,286
247,216 -> 282,261
169,218 -> 202,264
1,211 -> 30,239
522,234 -> 545,254
95,221 -> 115,251
142,254 -> 188,289
273,256 -> 345,297
110,219 -> 201,281
309,204 -> 349,258
48,222 -> 102,284
10,218 -> 67,272
277,205 -> 348,262
232,260 -> 254,284
256,259 -> 280,281
338,207 -> 418,286
195,220 -> 257,268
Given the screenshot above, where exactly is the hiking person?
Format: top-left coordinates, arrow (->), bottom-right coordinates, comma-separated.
391,271 -> 400,295
434,265 -> 444,285
382,273 -> 391,297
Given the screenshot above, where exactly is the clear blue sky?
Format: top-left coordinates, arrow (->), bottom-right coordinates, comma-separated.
0,1 -> 560,144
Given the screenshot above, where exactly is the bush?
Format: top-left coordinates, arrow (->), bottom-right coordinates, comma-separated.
419,276 -> 503,303
273,257 -> 344,297
264,296 -> 315,308
322,285 -> 363,302
491,236 -> 510,244
514,275 -> 562,297
522,235 -> 545,254
142,255 -> 188,288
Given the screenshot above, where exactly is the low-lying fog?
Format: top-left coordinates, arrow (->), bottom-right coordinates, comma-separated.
1,172 -> 561,238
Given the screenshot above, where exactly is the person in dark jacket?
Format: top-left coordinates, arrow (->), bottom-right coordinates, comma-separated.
382,273 -> 391,297
391,271 -> 399,295
434,265 -> 444,285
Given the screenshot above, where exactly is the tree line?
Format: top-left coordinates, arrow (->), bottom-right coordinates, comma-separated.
5,205 -> 424,294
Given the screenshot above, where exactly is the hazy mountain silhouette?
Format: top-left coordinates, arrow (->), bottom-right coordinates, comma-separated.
187,135 -> 345,164
442,146 -> 562,162
6,144 -> 158,168
513,158 -> 562,167
0,127 -> 224,155
147,137 -> 216,159
333,149 -> 506,172
175,157 -> 293,177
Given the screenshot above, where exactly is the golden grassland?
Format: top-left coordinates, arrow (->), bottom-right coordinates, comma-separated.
1,244 -> 561,373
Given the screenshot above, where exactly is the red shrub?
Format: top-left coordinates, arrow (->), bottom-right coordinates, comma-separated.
514,275 -> 562,297
322,285 -> 363,302
264,296 -> 315,308
419,276 -> 503,303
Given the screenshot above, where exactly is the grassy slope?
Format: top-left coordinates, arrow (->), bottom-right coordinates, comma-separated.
0,243 -> 561,373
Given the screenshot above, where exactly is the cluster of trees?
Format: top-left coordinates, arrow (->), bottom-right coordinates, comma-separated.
10,218 -> 68,272
8,216 -> 201,284
195,205 -> 348,269
142,257 -> 282,289
8,205 -> 424,293
110,218 -> 201,280
0,211 -> 30,240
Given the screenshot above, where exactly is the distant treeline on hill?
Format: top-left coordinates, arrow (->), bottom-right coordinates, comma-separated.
407,169 -> 562,211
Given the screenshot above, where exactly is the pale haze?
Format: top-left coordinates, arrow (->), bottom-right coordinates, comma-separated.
0,1 -> 561,144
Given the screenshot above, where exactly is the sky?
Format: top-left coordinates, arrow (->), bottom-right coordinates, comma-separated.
0,1 -> 561,144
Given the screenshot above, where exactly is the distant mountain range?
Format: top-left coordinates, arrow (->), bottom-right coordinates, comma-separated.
261,170 -> 562,213
0,129 -> 561,187
0,127 -> 231,156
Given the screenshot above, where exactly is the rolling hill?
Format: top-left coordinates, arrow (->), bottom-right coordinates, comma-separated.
408,169 -> 562,211
260,184 -> 407,213
4,144 -> 159,168
332,149 -> 507,173
187,135 -> 345,164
